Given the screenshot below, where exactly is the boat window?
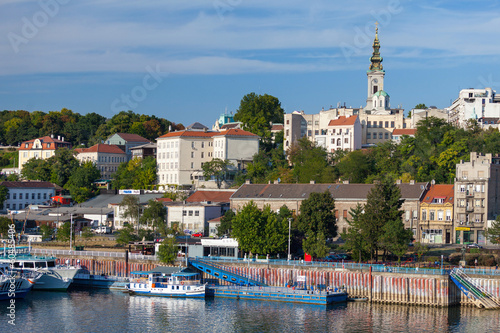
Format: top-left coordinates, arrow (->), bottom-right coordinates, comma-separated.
35,262 -> 46,268
14,262 -> 22,268
24,262 -> 35,268
47,261 -> 56,268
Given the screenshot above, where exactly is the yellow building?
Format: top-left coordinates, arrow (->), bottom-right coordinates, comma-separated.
419,184 -> 454,244
18,135 -> 72,168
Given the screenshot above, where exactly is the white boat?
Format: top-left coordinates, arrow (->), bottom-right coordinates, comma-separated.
0,263 -> 37,300
0,247 -> 79,291
128,268 -> 206,298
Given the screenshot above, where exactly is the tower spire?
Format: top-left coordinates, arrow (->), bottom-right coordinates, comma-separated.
369,22 -> 383,71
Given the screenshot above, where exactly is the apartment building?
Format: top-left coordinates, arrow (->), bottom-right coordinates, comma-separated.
105,133 -> 151,161
0,181 -> 57,212
419,184 -> 454,244
314,115 -> 362,152
74,144 -> 127,179
18,135 -> 72,168
156,128 -> 259,188
448,88 -> 500,128
454,152 -> 500,245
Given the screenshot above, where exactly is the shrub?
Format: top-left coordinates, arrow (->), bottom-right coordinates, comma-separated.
478,254 -> 497,267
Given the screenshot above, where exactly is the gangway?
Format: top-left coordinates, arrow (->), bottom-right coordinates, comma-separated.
449,268 -> 500,309
190,257 -> 267,286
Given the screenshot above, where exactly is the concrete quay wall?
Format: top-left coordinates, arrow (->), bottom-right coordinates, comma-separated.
55,257 -> 158,277
216,263 -> 500,307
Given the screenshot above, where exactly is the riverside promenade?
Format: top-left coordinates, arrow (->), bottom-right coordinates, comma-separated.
32,248 -> 500,307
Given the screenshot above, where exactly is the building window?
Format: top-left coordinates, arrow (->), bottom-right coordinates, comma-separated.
446,210 -> 451,221
286,120 -> 289,125
378,133 -> 383,139
286,129 -> 289,136
385,121 -> 389,128
201,152 -> 204,158
405,210 -> 410,221
38,193 -> 41,199
391,121 -> 395,128
344,138 -> 348,143
315,130 -> 319,135
384,133 -> 389,139
195,211 -> 199,216
379,121 -> 383,127
308,130 -> 312,136
183,210 -> 187,216
32,193 -> 35,200
188,210 -> 193,216
343,210 -> 347,218
19,193 -> 23,200
191,162 -> 194,169
315,121 -> 319,126
437,210 -> 443,221
429,210 -> 435,221
367,121 -> 371,128
367,133 -> 371,139
13,193 -> 17,200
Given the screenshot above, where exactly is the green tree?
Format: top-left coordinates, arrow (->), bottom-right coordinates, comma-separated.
40,224 -> 55,240
56,222 -> 73,242
116,224 -> 139,245
414,104 -> 428,109
64,161 -> 101,203
0,185 -> 8,209
119,195 -> 141,231
141,199 -> 167,236
232,201 -> 266,254
362,176 -> 403,261
0,216 -> 11,237
234,92 -> 284,138
81,227 -> 94,239
217,209 -> 235,237
380,217 -> 413,263
49,148 -> 80,187
297,191 -> 337,258
157,238 -> 178,264
287,137 -> 336,183
21,158 -> 52,181
112,157 -> 157,190
485,216 -> 500,245
413,242 -> 429,262
336,149 -> 375,183
340,204 -> 369,263
202,158 -> 234,189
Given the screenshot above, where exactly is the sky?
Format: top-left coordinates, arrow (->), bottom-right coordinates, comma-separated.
1,0 -> 500,128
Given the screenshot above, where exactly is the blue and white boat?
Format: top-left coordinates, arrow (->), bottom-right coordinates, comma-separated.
0,247 -> 79,291
0,263 -> 37,300
128,268 -> 206,298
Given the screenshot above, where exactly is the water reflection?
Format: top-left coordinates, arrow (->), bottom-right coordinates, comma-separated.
1,290 -> 499,333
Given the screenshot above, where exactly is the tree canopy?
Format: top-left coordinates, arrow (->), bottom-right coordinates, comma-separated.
234,93 -> 284,139
202,158 -> 233,189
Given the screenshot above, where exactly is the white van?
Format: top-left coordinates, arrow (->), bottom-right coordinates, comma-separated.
94,226 -> 111,234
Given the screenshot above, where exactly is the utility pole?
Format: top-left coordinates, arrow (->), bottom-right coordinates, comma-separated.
69,214 -> 73,252
288,218 -> 292,261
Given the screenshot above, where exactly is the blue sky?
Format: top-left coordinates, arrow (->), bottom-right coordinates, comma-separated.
1,0 -> 500,128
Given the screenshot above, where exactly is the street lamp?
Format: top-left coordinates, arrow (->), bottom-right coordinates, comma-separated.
288,218 -> 292,261
69,214 -> 73,252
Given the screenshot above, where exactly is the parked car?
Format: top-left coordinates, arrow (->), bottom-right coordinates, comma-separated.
192,232 -> 203,237
93,226 -> 111,234
467,243 -> 482,249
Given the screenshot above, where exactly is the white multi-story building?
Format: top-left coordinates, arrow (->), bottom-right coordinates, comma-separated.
156,128 -> 259,188
314,115 -> 362,152
284,25 -> 411,151
448,88 -> 500,128
0,181 -> 57,212
18,135 -> 72,168
74,144 -> 127,180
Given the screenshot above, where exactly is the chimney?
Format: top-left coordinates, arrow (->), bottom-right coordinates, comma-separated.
343,180 -> 349,184
274,180 -> 279,184
410,180 -> 415,185
57,136 -> 61,140
245,179 -> 251,184
310,180 -> 315,184
61,137 -> 64,141
396,179 -> 402,184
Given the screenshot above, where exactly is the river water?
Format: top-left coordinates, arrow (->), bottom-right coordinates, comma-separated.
1,289 -> 499,332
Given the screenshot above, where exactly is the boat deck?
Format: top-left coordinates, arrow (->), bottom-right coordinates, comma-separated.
207,285 -> 347,305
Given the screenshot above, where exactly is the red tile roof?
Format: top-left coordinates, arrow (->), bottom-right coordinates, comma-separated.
158,128 -> 258,139
155,197 -> 173,202
328,115 -> 358,126
392,129 -> 416,136
271,124 -> 284,131
422,184 -> 454,203
186,190 -> 236,203
158,131 -> 215,138
77,144 -> 125,154
19,136 -> 72,151
214,129 -> 258,137
114,133 -> 150,143
0,181 -> 56,188
221,123 -> 240,129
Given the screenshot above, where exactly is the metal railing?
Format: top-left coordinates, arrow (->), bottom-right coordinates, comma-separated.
31,248 -> 157,261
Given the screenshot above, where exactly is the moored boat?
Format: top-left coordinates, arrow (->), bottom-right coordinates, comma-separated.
0,247 -> 79,291
128,267 -> 206,298
0,263 -> 37,300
